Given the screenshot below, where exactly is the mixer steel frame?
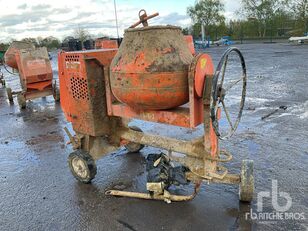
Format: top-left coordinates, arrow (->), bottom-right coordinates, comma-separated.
59,47 -> 254,203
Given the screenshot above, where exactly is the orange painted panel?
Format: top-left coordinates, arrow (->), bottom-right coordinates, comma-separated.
58,49 -> 118,135
95,40 -> 118,49
184,35 -> 195,56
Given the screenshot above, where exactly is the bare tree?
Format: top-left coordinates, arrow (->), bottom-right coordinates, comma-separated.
290,0 -> 308,33
74,26 -> 90,48
21,37 -> 38,47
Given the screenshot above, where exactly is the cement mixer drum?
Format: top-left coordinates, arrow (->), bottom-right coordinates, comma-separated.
110,26 -> 193,110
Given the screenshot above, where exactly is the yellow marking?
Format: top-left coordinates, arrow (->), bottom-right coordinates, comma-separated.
66,61 -> 80,70
200,58 -> 207,69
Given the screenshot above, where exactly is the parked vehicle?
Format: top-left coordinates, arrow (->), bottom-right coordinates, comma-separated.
214,36 -> 235,46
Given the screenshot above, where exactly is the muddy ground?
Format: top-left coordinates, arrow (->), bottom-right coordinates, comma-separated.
0,43 -> 307,231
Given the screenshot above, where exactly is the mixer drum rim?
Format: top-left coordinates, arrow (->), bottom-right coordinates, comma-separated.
124,25 -> 182,33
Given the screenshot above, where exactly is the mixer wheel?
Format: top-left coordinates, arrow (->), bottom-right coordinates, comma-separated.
68,150 -> 97,184
17,94 -> 26,109
239,160 -> 254,202
125,126 -> 144,153
6,88 -> 13,102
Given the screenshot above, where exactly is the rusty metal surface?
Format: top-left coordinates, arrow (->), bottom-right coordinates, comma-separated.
110,26 -> 193,110
210,47 -> 247,140
95,39 -> 118,49
24,89 -> 53,100
129,9 -> 159,28
4,41 -> 35,69
184,35 -> 196,56
5,44 -> 54,101
119,127 -> 225,178
105,182 -> 201,203
59,26 -> 222,192
119,128 -> 206,158
111,104 -> 194,128
58,49 -> 118,136
188,53 -> 214,127
17,47 -> 53,85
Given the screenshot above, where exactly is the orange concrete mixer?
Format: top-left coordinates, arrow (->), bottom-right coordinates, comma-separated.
4,41 -> 59,109
58,10 -> 253,203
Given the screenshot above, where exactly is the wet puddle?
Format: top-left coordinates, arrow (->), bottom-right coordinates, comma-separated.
0,140 -> 39,175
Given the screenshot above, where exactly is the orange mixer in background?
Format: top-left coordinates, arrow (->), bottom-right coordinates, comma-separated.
4,41 -> 59,109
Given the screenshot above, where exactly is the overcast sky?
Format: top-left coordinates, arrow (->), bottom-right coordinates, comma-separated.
0,0 -> 241,42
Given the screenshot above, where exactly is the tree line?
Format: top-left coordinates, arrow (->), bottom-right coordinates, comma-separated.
185,0 -> 308,40
1,0 -> 307,50
0,27 -> 95,51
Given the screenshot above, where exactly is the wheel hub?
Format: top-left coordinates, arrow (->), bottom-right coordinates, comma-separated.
72,157 -> 88,179
217,84 -> 226,102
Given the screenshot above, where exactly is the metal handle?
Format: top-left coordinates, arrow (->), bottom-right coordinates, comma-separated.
130,9 -> 159,28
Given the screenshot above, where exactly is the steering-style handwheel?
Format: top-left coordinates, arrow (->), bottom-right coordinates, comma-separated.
210,47 -> 247,140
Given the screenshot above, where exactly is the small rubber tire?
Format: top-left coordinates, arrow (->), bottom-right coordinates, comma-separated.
125,126 -> 144,153
239,159 -> 254,202
17,94 -> 26,109
68,150 -> 97,184
6,87 -> 13,102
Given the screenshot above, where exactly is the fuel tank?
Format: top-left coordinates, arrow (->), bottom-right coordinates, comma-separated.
110,26 -> 193,110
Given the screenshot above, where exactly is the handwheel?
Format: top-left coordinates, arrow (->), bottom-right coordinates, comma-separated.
125,126 -> 144,153
68,150 -> 97,184
6,87 -> 13,102
17,94 -> 26,109
210,47 -> 247,139
239,159 -> 254,202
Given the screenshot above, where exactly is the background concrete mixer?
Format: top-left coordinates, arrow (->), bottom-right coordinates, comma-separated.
4,41 -> 59,109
